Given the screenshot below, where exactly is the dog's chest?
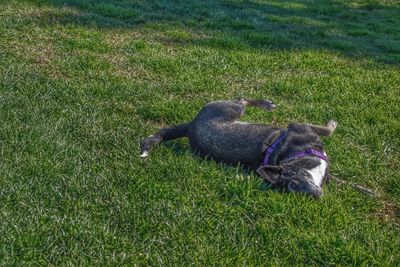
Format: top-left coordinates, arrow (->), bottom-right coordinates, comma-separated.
306,157 -> 327,186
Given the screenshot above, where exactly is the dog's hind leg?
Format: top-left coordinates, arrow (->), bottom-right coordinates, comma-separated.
140,123 -> 189,157
198,99 -> 276,123
196,100 -> 247,122
306,120 -> 338,137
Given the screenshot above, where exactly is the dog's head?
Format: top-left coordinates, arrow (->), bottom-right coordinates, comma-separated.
256,122 -> 334,199
257,164 -> 324,199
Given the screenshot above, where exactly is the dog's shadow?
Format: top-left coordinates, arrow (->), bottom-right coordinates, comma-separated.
163,140 -> 190,156
163,140 -> 273,192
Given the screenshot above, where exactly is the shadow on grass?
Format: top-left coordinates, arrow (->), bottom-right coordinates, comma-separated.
33,0 -> 400,65
163,140 -> 256,177
162,139 -> 277,197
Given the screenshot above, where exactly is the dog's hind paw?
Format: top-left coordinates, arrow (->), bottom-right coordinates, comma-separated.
327,120 -> 338,131
140,151 -> 149,158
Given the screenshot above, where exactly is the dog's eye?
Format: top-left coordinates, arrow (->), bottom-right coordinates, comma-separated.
288,181 -> 299,191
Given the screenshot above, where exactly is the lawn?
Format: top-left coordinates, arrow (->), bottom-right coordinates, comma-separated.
1,0 -> 399,265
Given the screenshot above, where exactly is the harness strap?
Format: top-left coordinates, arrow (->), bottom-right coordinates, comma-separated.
262,132 -> 286,165
262,133 -> 328,166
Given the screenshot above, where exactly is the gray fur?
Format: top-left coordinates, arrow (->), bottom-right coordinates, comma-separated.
140,99 -> 337,198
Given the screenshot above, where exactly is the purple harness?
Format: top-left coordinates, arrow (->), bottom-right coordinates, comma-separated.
262,132 -> 328,166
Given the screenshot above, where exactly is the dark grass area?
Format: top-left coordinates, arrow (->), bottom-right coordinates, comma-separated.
1,0 -> 400,265
32,0 -> 400,65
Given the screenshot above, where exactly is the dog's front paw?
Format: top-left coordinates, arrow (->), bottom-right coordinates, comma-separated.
327,120 -> 338,131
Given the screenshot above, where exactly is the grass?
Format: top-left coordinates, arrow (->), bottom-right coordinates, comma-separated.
0,0 -> 400,265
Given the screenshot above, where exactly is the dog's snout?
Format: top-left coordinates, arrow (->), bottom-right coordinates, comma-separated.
288,180 -> 323,199
312,187 -> 323,199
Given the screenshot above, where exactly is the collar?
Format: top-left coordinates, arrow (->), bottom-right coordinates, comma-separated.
262,133 -> 328,166
290,149 -> 328,162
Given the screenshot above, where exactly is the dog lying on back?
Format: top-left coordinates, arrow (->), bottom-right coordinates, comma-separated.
140,99 -> 337,198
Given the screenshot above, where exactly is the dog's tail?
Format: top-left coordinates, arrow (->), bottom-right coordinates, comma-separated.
140,123 -> 190,158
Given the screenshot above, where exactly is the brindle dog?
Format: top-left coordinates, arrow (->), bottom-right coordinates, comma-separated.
140,99 -> 337,198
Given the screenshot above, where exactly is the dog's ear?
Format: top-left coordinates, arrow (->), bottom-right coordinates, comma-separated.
256,165 -> 282,184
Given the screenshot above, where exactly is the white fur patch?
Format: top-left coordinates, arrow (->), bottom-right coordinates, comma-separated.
140,151 -> 149,158
306,155 -> 328,186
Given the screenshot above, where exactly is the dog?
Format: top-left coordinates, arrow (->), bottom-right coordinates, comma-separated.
140,99 -> 337,198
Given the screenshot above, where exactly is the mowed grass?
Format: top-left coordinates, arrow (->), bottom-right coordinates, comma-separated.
1,0 -> 400,265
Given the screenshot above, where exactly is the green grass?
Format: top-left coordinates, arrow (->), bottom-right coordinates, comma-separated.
1,0 -> 400,265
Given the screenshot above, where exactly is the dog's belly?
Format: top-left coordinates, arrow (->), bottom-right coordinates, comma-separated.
189,121 -> 277,168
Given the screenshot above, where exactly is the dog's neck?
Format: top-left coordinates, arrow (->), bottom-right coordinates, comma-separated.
306,156 -> 328,186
